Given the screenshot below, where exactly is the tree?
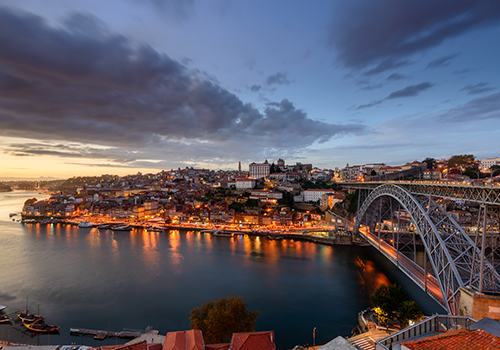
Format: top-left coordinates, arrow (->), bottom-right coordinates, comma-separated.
371,283 -> 408,324
370,169 -> 377,176
491,165 -> 500,177
447,154 -> 477,169
398,300 -> 424,326
422,157 -> 436,170
190,295 -> 260,344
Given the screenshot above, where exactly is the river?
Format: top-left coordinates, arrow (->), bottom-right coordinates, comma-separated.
0,191 -> 442,349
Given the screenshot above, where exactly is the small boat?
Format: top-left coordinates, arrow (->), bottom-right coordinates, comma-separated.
112,225 -> 132,231
23,319 -> 59,333
0,305 -> 6,311
9,213 -> 17,217
15,310 -> 43,323
78,221 -> 93,228
98,223 -> 112,229
211,231 -> 233,237
267,235 -> 283,240
0,315 -> 12,323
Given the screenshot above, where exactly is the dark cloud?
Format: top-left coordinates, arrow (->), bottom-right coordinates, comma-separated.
133,0 -> 195,20
426,54 -> 459,69
453,68 -> 472,75
386,73 -> 406,81
460,83 -> 495,95
436,92 -> 500,122
265,72 -> 291,86
354,82 -> 433,109
362,59 -> 412,76
249,84 -> 262,92
386,82 -> 433,99
356,100 -> 383,110
329,1 -> 500,69
0,8 -> 366,165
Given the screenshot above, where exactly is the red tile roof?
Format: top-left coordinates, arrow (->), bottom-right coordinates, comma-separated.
401,329 -> 500,350
163,330 -> 204,350
88,340 -> 148,350
229,331 -> 276,350
205,344 -> 230,350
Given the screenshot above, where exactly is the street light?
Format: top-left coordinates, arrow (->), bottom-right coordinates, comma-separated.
313,327 -> 316,347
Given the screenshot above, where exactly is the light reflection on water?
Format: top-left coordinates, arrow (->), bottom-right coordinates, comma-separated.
0,191 -> 443,349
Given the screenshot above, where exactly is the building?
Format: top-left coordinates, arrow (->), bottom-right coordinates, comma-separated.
249,160 -> 270,179
163,330 -> 204,350
481,157 -> 500,171
303,189 -> 335,203
401,328 -> 500,350
229,331 -> 276,350
235,179 -> 256,189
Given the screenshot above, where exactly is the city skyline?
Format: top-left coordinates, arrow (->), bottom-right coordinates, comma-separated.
1,1 -> 500,179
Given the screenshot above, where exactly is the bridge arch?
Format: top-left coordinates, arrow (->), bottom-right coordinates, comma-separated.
354,184 -> 499,315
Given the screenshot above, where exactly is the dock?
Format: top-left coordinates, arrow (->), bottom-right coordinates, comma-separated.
70,327 -> 143,340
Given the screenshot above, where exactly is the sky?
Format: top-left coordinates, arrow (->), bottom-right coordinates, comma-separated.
1,0 -> 500,179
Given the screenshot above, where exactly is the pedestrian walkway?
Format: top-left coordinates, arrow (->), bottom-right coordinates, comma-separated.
347,328 -> 393,350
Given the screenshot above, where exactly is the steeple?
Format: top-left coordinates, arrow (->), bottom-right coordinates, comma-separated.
238,161 -> 241,172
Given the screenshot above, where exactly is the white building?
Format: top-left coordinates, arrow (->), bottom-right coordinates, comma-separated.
481,157 -> 500,171
249,160 -> 270,179
235,179 -> 256,189
303,189 -> 335,202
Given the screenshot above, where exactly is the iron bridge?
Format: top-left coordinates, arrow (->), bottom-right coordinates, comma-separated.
340,181 -> 500,315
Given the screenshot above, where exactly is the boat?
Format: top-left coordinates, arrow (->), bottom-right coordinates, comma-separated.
23,319 -> 59,333
211,231 -> 233,237
98,223 -> 112,229
15,310 -> 43,323
267,235 -> 283,240
78,221 -> 93,228
0,315 -> 12,323
9,213 -> 17,217
0,305 -> 6,311
112,225 -> 132,231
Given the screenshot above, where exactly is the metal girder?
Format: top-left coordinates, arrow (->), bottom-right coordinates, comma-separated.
342,181 -> 500,206
354,184 -> 500,315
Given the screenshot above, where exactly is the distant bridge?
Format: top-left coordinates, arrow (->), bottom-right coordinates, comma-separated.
340,181 -> 500,315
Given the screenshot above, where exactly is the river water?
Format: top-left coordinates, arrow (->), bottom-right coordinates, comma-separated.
0,191 -> 442,349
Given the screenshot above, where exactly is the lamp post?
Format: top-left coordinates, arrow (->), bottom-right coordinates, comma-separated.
313,327 -> 316,347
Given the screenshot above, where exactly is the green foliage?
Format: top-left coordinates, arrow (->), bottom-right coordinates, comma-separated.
491,165 -> 500,177
190,295 -> 260,344
346,190 -> 359,214
398,300 -> 424,326
422,157 -> 436,170
228,202 -> 244,212
245,198 -> 259,208
463,166 -> 481,179
278,191 -> 293,206
447,154 -> 477,169
371,283 -> 423,327
370,169 -> 377,176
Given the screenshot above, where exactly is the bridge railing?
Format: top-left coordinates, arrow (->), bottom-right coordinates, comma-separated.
374,314 -> 476,350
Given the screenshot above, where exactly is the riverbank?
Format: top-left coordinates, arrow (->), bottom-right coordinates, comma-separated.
19,217 -> 355,246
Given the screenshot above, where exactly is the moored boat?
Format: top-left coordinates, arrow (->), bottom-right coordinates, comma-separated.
23,319 -> 59,333
0,304 -> 6,311
211,231 -> 233,237
98,223 -> 112,229
112,225 -> 132,231
0,315 -> 12,323
15,310 -> 43,323
78,221 -> 93,228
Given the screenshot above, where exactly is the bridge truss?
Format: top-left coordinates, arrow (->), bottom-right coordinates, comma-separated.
354,184 -> 500,315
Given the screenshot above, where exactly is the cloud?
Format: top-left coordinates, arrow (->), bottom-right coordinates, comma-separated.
249,84 -> 262,92
436,92 -> 500,122
426,54 -> 459,69
265,72 -> 291,86
0,7 -> 366,166
386,73 -> 406,81
354,82 -> 433,109
386,82 -> 433,99
329,1 -> 500,69
460,83 -> 496,95
362,59 -> 412,76
133,0 -> 195,20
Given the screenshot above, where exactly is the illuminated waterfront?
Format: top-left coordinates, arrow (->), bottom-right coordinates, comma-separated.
0,191 -> 442,349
